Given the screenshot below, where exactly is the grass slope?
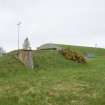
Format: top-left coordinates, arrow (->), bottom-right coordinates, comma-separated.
0,45 -> 105,105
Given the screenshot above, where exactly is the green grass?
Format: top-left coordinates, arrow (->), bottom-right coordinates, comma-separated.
0,45 -> 105,105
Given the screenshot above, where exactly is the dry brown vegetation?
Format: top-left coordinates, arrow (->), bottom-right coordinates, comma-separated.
60,48 -> 86,63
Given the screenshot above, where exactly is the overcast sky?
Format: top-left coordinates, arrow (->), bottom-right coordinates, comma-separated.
0,0 -> 105,51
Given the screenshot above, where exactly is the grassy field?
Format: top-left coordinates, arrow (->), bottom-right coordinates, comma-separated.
0,45 -> 105,105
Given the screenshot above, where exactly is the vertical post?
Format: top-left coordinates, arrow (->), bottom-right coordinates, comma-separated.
17,22 -> 21,55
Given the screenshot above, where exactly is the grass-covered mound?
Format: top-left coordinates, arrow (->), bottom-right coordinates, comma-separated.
0,45 -> 105,105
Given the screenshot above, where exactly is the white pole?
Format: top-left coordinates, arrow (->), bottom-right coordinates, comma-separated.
17,22 -> 21,55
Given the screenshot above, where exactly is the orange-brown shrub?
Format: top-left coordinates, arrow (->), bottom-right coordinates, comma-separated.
60,48 -> 86,63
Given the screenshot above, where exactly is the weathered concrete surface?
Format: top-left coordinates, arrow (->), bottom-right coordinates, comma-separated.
37,43 -> 62,51
18,50 -> 33,69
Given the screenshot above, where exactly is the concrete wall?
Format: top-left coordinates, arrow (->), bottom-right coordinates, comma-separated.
37,43 -> 62,51
18,50 -> 33,69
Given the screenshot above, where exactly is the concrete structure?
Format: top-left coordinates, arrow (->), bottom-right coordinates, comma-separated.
85,53 -> 95,59
37,43 -> 62,51
17,37 -> 34,69
18,50 -> 33,69
0,47 -> 6,57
